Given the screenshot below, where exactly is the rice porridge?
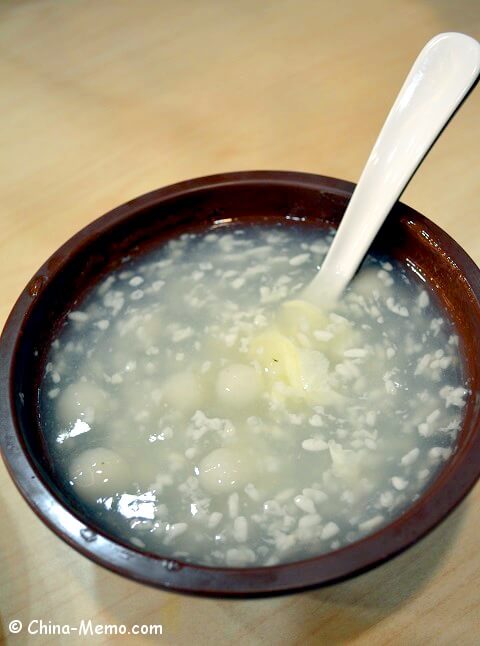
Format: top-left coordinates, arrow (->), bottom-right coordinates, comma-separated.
39,224 -> 468,567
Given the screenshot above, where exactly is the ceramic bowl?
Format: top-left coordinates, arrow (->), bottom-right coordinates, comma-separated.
1,171 -> 480,596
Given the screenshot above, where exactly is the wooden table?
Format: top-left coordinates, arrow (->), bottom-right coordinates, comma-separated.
1,1 -> 479,643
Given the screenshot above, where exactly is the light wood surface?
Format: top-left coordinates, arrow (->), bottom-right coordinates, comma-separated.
1,1 -> 479,644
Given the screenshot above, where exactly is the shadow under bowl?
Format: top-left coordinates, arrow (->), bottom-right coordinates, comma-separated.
1,171 -> 480,597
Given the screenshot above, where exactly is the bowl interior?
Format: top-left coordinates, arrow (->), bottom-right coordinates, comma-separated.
2,171 -> 480,596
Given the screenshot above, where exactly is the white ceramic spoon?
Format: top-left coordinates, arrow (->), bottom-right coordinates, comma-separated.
302,32 -> 480,306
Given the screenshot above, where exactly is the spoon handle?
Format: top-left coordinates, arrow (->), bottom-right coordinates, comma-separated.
303,32 -> 480,304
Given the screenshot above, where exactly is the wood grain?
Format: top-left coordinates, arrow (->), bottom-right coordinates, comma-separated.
0,1 -> 479,644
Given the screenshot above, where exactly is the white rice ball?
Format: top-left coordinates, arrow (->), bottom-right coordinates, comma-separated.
215,363 -> 262,409
68,447 -> 131,502
199,447 -> 254,495
162,371 -> 203,413
57,381 -> 108,426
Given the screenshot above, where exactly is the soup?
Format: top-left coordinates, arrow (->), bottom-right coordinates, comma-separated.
40,224 -> 467,567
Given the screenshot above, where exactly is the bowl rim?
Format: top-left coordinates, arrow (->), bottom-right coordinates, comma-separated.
1,169 -> 480,597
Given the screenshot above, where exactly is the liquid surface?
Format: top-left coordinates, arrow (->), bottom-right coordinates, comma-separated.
39,225 -> 467,567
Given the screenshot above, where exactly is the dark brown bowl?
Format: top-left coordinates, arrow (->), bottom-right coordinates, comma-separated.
1,171 -> 480,597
